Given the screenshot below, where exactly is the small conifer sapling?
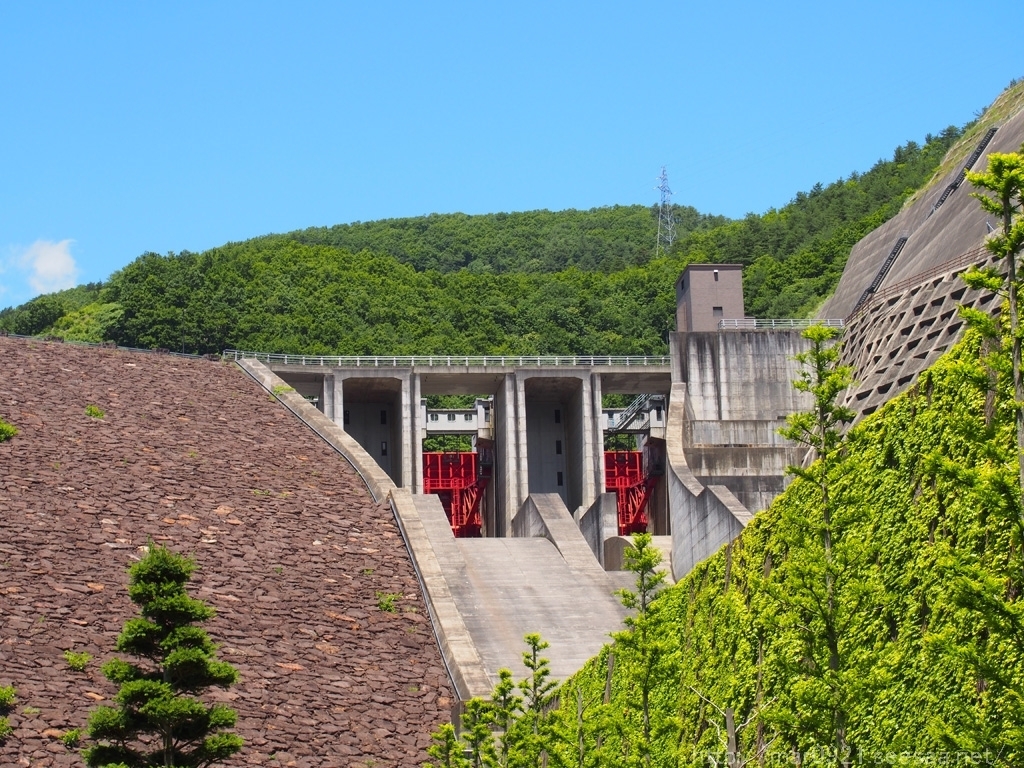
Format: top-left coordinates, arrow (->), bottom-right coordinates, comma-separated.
84,543 -> 242,767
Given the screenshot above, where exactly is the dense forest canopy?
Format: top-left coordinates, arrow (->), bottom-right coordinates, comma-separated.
0,124 -> 965,355
286,204 -> 729,274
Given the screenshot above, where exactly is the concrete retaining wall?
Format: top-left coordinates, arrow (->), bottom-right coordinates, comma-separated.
675,330 -> 810,422
512,494 -> 605,575
576,492 -> 618,567
665,330 -> 812,577
666,381 -> 754,579
391,491 -> 493,702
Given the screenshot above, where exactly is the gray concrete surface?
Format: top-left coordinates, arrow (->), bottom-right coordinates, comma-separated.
822,106 -> 1024,321
416,493 -> 628,693
603,535 -> 675,585
391,489 -> 492,702
577,492 -> 619,567
454,536 -> 628,685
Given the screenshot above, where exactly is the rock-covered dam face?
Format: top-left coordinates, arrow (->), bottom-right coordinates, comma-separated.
0,337 -> 452,767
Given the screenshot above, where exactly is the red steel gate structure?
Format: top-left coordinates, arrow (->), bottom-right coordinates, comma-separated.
604,450 -> 659,535
423,451 -> 491,537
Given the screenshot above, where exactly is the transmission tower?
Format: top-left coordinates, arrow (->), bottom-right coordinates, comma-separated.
655,166 -> 676,255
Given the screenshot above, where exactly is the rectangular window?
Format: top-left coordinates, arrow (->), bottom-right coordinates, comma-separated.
343,410 -> 350,425
557,471 -> 563,486
380,441 -> 388,456
713,269 -> 719,281
380,410 -> 388,425
464,413 -> 473,421
447,413 -> 456,422
713,306 -> 723,317
554,409 -> 561,424
655,406 -> 662,421
429,413 -> 438,422
555,439 -> 562,455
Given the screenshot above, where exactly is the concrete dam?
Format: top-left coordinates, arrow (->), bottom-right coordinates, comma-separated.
230,261 -> 822,701
3,92 -> 1021,767
226,97 -> 1024,705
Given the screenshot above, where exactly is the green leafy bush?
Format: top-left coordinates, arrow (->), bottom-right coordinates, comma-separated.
63,650 -> 92,672
548,330 -> 1024,763
0,419 -> 17,442
84,405 -> 104,419
60,728 -> 81,748
375,591 -> 401,613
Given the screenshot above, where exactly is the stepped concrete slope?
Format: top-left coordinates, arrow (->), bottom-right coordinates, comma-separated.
0,337 -> 451,767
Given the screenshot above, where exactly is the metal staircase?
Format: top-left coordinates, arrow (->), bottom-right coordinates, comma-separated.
606,393 -> 665,433
928,127 -> 998,216
853,235 -> 909,312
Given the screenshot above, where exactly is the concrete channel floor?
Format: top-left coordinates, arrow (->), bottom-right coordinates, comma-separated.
412,495 -> 630,691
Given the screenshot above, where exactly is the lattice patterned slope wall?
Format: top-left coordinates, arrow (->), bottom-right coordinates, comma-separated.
839,246 -> 1001,421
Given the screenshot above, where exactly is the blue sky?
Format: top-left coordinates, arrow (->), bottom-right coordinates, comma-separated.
1,1 -> 1021,310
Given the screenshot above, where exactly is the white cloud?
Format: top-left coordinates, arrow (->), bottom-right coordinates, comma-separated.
18,239 -> 79,295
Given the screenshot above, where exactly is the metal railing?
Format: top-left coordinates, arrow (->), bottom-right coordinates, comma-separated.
717,318 -> 845,331
223,350 -> 672,368
846,245 -> 994,322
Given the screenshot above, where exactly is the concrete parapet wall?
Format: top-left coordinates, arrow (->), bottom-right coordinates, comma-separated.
604,535 -> 675,582
235,359 -> 396,502
390,490 -> 493,702
576,492 -> 618,567
666,381 -> 755,579
684,419 -> 794,447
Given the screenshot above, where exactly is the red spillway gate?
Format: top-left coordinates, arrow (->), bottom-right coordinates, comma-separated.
423,451 -> 491,537
605,450 -> 659,536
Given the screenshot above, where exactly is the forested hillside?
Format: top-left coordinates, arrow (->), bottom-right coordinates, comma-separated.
286,205 -> 728,274
0,124 -> 964,354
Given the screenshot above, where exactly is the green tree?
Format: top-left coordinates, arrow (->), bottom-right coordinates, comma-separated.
776,324 -> 857,766
490,668 -> 523,768
613,532 -> 668,762
513,634 -> 558,767
84,544 -> 242,767
966,148 -> 1024,490
938,146 -> 1024,764
461,698 -> 497,768
425,723 -> 469,768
